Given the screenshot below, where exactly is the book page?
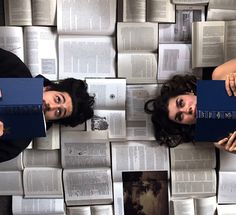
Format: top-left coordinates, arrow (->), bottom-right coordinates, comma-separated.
24,26 -> 58,80
217,205 -> 236,215
172,198 -> 195,215
159,5 -> 205,43
23,167 -> 63,198
171,0 -> 209,4
171,169 -> 216,197
12,196 -> 65,215
192,21 -> 225,68
63,168 -> 113,206
170,142 -> 216,170
58,35 -> 116,79
147,0 -> 175,23
126,84 -> 158,140
158,43 -> 202,81
57,0 -> 116,35
4,0 -> 32,25
0,153 -> 23,171
207,9 -> 236,21
118,53 -> 158,84
0,26 -> 24,61
111,141 -> 169,182
61,131 -> 110,169
208,0 -> 236,10
194,196 -> 217,215
225,20 -> 236,61
219,149 -> 236,171
32,0 -> 56,25
67,206 -> 91,215
0,171 -> 23,195
33,124 -> 60,150
91,205 -> 113,215
87,110 -> 126,140
113,182 -> 125,215
218,171 -> 236,203
123,0 -> 145,22
86,78 -> 126,110
23,149 -> 61,168
117,22 -> 158,52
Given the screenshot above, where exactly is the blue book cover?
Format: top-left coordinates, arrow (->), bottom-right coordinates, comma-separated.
0,78 -> 46,140
195,80 -> 236,142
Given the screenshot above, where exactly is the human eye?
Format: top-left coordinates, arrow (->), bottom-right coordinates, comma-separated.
177,98 -> 184,108
176,112 -> 183,122
55,95 -> 61,104
55,108 -> 62,117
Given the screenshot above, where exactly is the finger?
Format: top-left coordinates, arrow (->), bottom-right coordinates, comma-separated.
229,73 -> 236,96
229,138 -> 236,151
0,121 -> 4,137
225,131 -> 236,150
225,74 -> 232,96
217,137 -> 229,145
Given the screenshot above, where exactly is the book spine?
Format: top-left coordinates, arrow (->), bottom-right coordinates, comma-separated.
197,110 -> 236,119
0,105 -> 42,114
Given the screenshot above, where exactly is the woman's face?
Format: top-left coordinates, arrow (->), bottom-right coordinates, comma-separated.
168,94 -> 197,125
42,89 -> 73,121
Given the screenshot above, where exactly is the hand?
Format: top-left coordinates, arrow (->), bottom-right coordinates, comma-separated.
215,131 -> 236,152
0,121 -> 4,137
225,73 -> 236,96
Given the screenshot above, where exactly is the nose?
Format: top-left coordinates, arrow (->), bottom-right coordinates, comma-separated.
181,106 -> 192,114
48,103 -> 61,110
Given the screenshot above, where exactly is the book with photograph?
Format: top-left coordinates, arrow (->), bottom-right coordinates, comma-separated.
86,78 -> 126,140
122,171 -> 169,215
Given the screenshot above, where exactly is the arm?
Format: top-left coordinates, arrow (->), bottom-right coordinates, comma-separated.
212,59 -> 236,80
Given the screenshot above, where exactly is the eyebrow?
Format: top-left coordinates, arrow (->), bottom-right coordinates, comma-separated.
60,93 -> 67,118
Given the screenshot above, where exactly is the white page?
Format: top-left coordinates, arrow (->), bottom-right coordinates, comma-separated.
58,35 -> 116,79
207,9 -> 236,21
126,84 -> 158,140
0,171 -> 23,195
225,20 -> 236,61
60,131 -> 110,169
67,206 -> 91,215
113,182 -> 124,215
117,22 -> 158,52
118,53 -> 158,84
0,26 -> 24,61
57,0 -> 116,35
147,0 -> 175,23
24,26 -> 58,80
32,0 -> 56,26
12,196 -> 65,215
86,78 -> 126,110
23,149 -> 60,168
91,205 -> 113,215
23,167 -> 63,198
87,109 -> 126,140
208,0 -> 236,10
172,198 -> 195,215
171,0 -> 209,4
218,171 -> 236,203
111,141 -> 169,182
63,168 -> 113,206
194,196 -> 216,215
123,0 -> 146,22
158,43 -> 202,81
0,153 -> 23,171
217,204 -> 236,215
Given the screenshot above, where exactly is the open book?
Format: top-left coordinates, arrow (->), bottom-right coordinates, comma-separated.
61,131 -> 113,206
123,0 -> 175,23
86,78 -> 126,140
218,150 -> 236,204
4,0 -> 56,26
67,205 -> 113,215
170,142 -> 217,197
192,21 -> 236,68
12,196 -> 65,215
111,141 -> 169,215
171,196 -> 216,215
117,22 -> 158,84
207,0 -> 236,21
57,0 -> 116,35
126,84 -> 159,140
171,0 -> 209,4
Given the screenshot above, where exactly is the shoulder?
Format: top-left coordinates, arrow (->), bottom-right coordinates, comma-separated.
0,48 -> 32,78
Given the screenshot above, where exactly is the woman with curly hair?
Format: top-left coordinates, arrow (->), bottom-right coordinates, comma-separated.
145,59 -> 236,152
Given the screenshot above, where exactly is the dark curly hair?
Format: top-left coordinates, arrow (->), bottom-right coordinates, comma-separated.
144,75 -> 197,147
37,75 -> 94,128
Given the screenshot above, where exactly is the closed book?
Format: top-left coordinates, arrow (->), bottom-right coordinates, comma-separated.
0,78 -> 46,140
195,80 -> 236,142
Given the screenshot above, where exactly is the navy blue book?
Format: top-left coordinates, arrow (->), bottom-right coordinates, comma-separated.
0,78 -> 46,140
195,80 -> 236,142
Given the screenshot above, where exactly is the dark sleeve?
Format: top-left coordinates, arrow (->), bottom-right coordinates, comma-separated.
0,139 -> 31,163
0,48 -> 32,78
0,48 -> 32,162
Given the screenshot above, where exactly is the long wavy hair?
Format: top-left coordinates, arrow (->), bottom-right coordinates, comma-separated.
145,75 -> 197,147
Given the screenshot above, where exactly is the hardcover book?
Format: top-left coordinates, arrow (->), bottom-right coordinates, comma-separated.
0,78 -> 46,140
195,80 -> 236,142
